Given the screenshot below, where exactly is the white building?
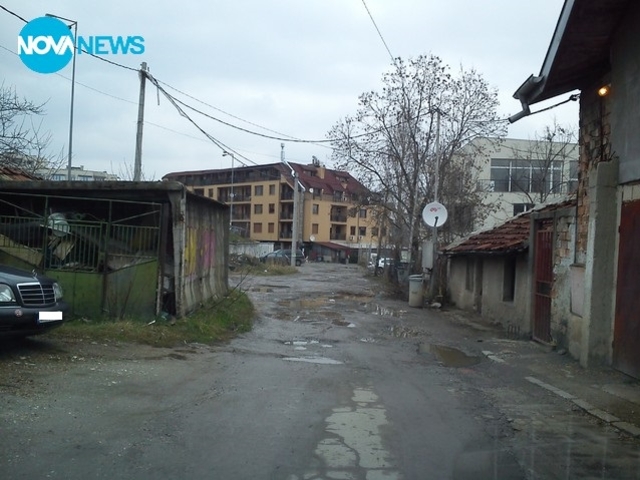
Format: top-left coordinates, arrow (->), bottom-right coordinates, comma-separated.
471,137 -> 578,230
37,165 -> 119,181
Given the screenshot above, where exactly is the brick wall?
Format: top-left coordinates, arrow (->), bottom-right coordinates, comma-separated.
576,83 -> 613,264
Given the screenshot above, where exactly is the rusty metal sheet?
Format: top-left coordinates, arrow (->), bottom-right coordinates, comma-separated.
533,223 -> 553,343
613,200 -> 640,378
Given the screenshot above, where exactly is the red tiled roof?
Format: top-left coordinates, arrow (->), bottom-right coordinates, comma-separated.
0,166 -> 42,181
289,163 -> 368,196
444,215 -> 531,255
444,200 -> 576,256
315,241 -> 350,251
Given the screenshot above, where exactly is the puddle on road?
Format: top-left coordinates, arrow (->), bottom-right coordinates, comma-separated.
332,319 -> 350,327
278,298 -> 328,309
424,344 -> 481,368
251,284 -> 293,293
368,303 -> 398,317
283,356 -> 343,365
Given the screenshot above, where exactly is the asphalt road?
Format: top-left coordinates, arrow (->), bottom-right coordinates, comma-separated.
1,263 -> 639,479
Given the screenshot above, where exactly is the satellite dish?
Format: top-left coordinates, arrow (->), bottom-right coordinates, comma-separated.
422,202 -> 448,227
310,235 -> 316,242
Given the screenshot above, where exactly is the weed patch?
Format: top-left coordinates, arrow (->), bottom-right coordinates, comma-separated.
53,290 -> 255,348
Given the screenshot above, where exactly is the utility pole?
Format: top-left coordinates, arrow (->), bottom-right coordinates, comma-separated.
134,62 -> 148,181
429,109 -> 442,299
281,143 -> 304,267
223,151 -> 235,227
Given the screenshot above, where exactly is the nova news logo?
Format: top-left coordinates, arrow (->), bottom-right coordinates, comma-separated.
18,16 -> 145,74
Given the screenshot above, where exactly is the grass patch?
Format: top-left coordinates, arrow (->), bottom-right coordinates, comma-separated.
52,290 -> 255,348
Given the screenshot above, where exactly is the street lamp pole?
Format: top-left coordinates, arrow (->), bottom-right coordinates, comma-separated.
223,151 -> 235,227
46,14 -> 77,181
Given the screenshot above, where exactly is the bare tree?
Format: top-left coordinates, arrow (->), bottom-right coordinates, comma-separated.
504,121 -> 578,205
328,55 -> 506,273
0,83 -> 64,175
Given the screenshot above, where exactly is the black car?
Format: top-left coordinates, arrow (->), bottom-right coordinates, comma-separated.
0,265 -> 69,337
260,249 -> 306,266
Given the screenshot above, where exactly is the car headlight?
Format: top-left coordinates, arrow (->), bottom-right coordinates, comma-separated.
0,284 -> 16,303
53,282 -> 63,301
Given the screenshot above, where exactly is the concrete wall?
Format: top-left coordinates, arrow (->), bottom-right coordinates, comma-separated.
230,242 -> 274,258
448,257 -> 475,311
448,253 -> 529,336
546,208 -> 583,358
479,254 -> 529,336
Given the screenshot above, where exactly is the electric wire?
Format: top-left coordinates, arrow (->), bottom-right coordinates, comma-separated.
0,4 -> 27,23
157,79 -> 305,142
145,72 -> 257,166
361,0 -> 394,61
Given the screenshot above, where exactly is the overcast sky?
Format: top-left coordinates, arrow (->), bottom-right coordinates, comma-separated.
0,0 -> 578,179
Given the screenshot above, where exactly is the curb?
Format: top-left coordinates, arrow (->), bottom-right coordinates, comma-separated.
525,376 -> 640,438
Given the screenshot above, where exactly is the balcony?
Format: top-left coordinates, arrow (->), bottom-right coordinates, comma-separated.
330,214 -> 347,223
330,233 -> 347,241
279,211 -> 294,220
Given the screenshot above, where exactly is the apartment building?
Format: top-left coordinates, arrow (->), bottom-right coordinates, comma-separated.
163,159 -> 379,258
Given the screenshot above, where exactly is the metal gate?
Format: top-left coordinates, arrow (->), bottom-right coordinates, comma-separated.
613,200 -> 640,378
533,220 -> 553,343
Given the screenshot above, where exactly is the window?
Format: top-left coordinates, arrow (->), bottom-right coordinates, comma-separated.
513,203 -> 534,216
503,257 -> 517,302
359,208 -> 367,219
255,185 -> 264,196
312,223 -> 319,234
51,174 -> 65,181
208,188 -> 214,198
359,226 -> 366,237
269,184 -> 276,195
490,158 -> 564,194
253,223 -> 262,233
312,204 -> 319,215
254,204 -> 263,214
371,227 -> 379,237
268,222 -> 275,233
268,203 -> 275,214
194,188 -> 204,196
350,226 -> 356,235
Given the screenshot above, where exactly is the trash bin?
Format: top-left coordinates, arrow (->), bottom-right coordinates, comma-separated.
408,274 -> 423,308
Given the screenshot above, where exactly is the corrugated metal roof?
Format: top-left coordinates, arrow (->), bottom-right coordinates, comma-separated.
444,200 -> 576,256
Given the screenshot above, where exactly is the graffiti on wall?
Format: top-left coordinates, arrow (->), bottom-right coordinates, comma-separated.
184,227 -> 217,277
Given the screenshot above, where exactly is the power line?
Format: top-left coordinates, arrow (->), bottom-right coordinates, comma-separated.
0,4 -> 27,23
168,93 -> 334,145
158,79 -> 304,142
146,73 -> 257,166
361,0 -> 394,61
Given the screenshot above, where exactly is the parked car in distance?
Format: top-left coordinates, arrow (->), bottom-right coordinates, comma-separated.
260,249 -> 305,266
0,265 -> 69,337
377,257 -> 394,269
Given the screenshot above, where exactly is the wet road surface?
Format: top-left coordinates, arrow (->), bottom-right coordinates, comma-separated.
1,263 -> 639,479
